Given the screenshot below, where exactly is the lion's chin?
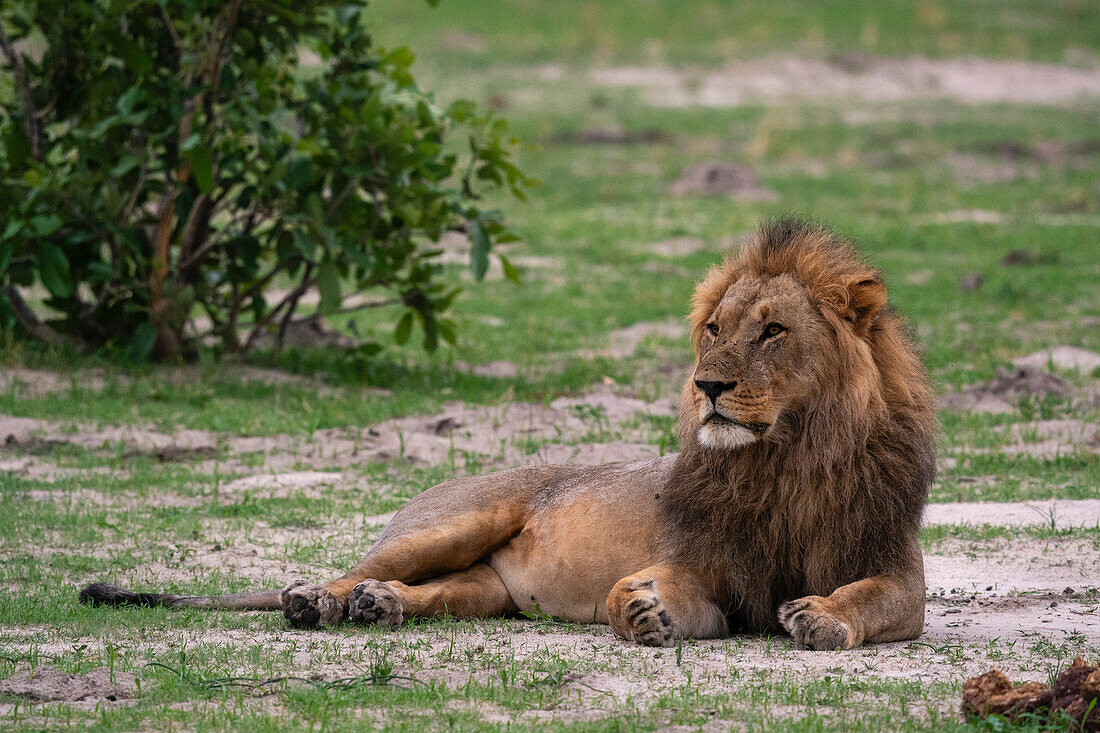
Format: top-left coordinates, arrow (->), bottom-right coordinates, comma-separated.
697,422 -> 757,451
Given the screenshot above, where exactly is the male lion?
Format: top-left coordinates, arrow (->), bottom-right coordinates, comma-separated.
81,218 -> 936,650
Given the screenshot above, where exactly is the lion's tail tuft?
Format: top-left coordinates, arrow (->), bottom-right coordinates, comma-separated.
79,582 -> 282,611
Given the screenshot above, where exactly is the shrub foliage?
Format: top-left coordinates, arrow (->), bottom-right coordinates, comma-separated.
0,0 -> 528,360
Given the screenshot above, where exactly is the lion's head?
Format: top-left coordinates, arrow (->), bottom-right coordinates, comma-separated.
679,217 -> 927,455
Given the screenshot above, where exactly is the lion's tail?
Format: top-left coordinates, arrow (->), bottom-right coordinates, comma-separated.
78,583 -> 282,612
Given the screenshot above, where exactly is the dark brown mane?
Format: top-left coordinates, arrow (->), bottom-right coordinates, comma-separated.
658,218 -> 937,631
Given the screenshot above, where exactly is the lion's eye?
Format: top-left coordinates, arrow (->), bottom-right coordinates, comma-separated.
762,322 -> 786,339
706,323 -> 720,337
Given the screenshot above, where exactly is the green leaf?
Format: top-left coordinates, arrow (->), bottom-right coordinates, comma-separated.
30,215 -> 63,237
438,318 -> 456,346
37,244 -> 73,298
0,244 -> 13,275
128,321 -> 157,364
394,311 -> 413,345
317,259 -> 341,315
111,155 -> 140,177
468,220 -> 490,281
186,146 -> 214,194
499,255 -> 522,285
1,221 -> 23,242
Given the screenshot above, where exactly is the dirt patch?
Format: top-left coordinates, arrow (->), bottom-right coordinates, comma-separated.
222,471 -> 346,498
925,499 -> 1100,530
591,319 -> 687,360
946,153 -> 1035,186
454,360 -> 521,378
669,162 -> 779,201
964,138 -> 1100,166
939,367 -> 1068,413
550,126 -> 671,145
0,381 -> 677,478
1004,419 -> 1100,459
531,441 -> 660,466
591,56 -> 1100,107
1015,347 -> 1100,375
0,667 -> 135,702
915,210 -> 1005,225
925,538 -> 1100,595
0,365 -> 329,398
439,31 -> 486,53
642,237 -> 709,257
958,272 -> 985,292
0,369 -> 94,397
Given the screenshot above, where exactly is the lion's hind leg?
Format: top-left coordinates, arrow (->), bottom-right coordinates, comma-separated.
349,561 -> 517,626
282,475 -> 535,629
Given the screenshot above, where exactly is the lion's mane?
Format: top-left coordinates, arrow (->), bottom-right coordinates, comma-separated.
657,218 -> 937,631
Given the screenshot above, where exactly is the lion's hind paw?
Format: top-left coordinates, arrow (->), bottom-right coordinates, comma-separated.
281,580 -> 346,629
348,580 -> 404,627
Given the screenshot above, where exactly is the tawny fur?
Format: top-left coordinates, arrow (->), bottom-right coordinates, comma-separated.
661,218 -> 936,631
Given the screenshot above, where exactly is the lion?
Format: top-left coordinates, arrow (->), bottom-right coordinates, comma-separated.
80,218 -> 936,650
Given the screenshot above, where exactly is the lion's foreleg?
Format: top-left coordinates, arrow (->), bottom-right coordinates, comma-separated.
779,546 -> 925,650
606,565 -> 728,647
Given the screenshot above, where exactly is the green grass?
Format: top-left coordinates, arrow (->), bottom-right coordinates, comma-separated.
370,0 -> 1100,66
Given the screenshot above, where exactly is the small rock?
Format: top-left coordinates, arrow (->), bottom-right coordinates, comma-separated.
670,162 -> 779,202
430,417 -> 462,436
1001,248 -> 1040,266
958,272 -> 984,292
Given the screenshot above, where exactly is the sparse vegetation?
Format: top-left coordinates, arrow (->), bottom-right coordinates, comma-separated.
1,0 -> 1099,730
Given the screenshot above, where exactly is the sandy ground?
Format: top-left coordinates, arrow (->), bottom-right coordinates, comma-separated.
588,55 -> 1100,107
3,358 -> 1099,723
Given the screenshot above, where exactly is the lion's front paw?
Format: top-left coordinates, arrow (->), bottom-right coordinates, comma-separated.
611,578 -> 675,647
281,580 -> 347,629
778,596 -> 857,650
348,580 -> 404,627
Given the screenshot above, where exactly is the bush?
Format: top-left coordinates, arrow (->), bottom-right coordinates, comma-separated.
0,0 -> 529,361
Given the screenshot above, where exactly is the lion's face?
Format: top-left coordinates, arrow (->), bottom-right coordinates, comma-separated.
688,273 -> 825,450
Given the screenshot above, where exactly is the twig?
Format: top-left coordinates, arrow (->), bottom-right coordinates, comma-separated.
241,264 -> 315,355
274,266 -> 317,353
0,24 -> 43,161
2,287 -> 83,350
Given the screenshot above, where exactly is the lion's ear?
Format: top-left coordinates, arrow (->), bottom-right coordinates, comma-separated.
846,276 -> 886,336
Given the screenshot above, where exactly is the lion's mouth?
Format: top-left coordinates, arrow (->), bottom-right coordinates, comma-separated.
705,413 -> 769,435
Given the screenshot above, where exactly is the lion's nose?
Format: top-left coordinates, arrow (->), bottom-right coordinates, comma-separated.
694,379 -> 736,406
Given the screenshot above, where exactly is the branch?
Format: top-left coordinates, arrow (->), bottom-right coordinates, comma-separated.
0,22 -> 43,161
3,287 -> 84,351
325,297 -> 402,316
150,0 -> 243,358
241,264 -> 315,355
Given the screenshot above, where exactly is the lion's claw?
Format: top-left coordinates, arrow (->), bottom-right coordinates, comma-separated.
281,580 -> 346,629
778,596 -> 854,650
620,578 -> 675,647
348,580 -> 404,627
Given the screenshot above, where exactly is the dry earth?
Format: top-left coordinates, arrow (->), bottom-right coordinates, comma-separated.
2,356 -> 1099,725
588,56 -> 1100,107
